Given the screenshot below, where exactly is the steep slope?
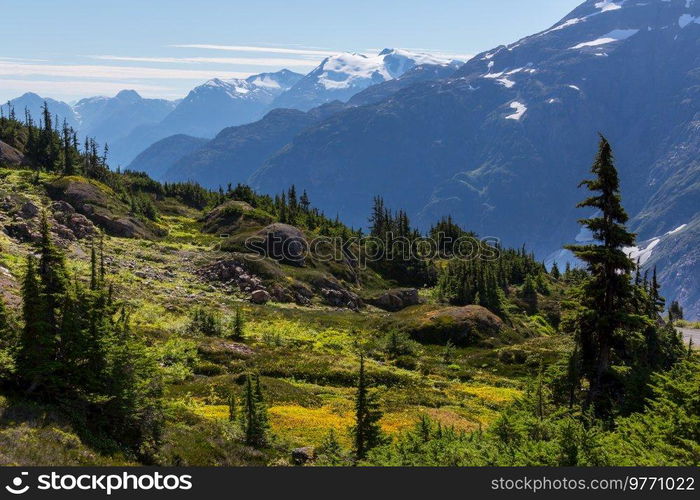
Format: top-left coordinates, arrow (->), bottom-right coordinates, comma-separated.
160,102 -> 347,187
109,70 -> 303,166
249,0 -> 700,317
127,134 -> 208,180
272,49 -> 462,111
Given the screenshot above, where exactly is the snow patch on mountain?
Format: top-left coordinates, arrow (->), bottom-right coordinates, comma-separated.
506,101 -> 527,120
594,0 -> 624,13
626,238 -> 660,266
570,29 -> 639,49
666,224 -> 687,235
678,14 -> 700,28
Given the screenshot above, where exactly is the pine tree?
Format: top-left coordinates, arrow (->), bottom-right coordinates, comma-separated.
564,136 -> 643,416
521,274 -> 538,315
242,374 -> 268,447
669,300 -> 684,323
231,306 -> 245,341
18,255 -> 54,393
228,392 -> 237,423
550,261 -> 561,280
352,354 -> 384,461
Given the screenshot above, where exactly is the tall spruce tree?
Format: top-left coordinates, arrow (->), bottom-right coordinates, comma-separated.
352,354 -> 384,461
565,136 -> 642,416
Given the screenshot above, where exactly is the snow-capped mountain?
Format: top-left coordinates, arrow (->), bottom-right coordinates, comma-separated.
245,0 -> 700,317
272,48 -> 463,111
158,69 -> 303,138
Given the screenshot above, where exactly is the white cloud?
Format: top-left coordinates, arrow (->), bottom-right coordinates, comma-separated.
0,61 -> 249,80
171,44 -> 338,57
87,55 -> 318,68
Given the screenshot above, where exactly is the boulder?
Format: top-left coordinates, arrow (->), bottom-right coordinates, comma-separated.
0,140 -> 24,166
252,223 -> 307,267
408,305 -> 504,346
368,288 -> 420,312
291,447 -> 315,465
251,289 -> 271,304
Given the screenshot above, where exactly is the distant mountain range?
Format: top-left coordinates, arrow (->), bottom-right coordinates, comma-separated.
2,49 -> 461,168
131,0 -> 700,318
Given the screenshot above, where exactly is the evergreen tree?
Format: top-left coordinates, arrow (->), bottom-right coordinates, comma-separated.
521,274 -> 539,315
550,261 -> 561,280
18,255 -> 55,393
564,136 -> 644,416
231,306 -> 245,341
228,391 -> 237,423
242,374 -> 268,447
669,300 -> 684,323
352,354 -> 384,461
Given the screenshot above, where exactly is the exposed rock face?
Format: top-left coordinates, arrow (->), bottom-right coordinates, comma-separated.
0,194 -> 96,245
0,140 -> 25,166
50,201 -> 97,240
46,178 -> 164,239
311,275 -> 362,310
368,288 -> 420,311
252,223 -> 307,267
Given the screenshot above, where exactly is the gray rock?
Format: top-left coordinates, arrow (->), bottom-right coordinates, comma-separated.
251,289 -> 271,304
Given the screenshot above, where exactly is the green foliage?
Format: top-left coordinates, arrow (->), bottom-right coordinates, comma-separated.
187,307 -> 223,337
155,337 -> 199,383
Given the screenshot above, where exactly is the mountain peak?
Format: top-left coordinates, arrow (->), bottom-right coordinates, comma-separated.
115,89 -> 141,101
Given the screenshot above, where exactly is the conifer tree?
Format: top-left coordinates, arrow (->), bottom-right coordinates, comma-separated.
242,374 -> 268,447
18,255 -> 54,392
550,261 -> 561,280
231,306 -> 245,341
228,392 -> 237,423
565,136 -> 643,416
352,354 -> 384,461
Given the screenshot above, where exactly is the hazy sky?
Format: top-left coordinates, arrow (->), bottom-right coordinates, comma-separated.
0,0 -> 583,102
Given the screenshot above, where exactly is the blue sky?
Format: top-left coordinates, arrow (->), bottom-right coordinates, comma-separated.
0,0 -> 582,102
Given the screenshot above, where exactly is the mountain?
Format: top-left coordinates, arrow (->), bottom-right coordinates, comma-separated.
158,69 -> 304,138
1,92 -> 78,128
246,0 -> 700,317
74,89 -> 176,147
126,134 -> 208,180
108,69 -> 304,167
156,101 -> 347,186
272,48 -> 463,111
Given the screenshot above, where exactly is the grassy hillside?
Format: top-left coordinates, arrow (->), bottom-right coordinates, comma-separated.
0,163 -> 572,465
